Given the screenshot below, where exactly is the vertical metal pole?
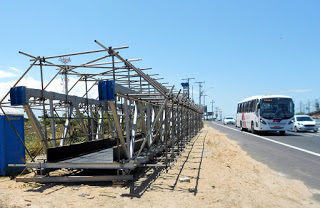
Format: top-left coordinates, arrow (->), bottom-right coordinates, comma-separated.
49,99 -> 56,147
164,104 -> 169,169
111,52 -> 121,161
84,76 -> 91,140
171,107 -> 176,161
128,67 -> 131,88
131,102 -> 138,158
140,76 -> 142,93
89,104 -> 95,141
96,104 -> 104,140
61,105 -> 74,145
124,98 -> 131,156
64,66 -> 69,124
177,105 -> 182,152
39,58 -> 49,149
147,103 -> 151,146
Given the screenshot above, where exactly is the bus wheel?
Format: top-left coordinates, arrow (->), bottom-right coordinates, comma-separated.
280,131 -> 285,136
251,122 -> 256,134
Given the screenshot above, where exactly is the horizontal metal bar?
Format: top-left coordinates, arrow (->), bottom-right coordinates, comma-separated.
126,94 -> 162,96
40,49 -> 108,60
20,84 -> 139,106
16,175 -> 133,183
32,46 -> 128,60
137,164 -> 166,167
35,63 -> 117,69
139,98 -> 165,100
10,162 -> 135,169
86,58 -> 142,67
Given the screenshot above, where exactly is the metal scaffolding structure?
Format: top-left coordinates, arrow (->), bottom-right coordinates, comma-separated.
2,41 -> 203,182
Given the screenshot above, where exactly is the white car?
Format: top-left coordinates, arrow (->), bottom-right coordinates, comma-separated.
223,117 -> 235,125
293,115 -> 318,132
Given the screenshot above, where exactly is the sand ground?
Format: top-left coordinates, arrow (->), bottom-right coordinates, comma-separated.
0,123 -> 319,208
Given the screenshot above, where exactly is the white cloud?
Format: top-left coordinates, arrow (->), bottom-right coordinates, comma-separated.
9,67 -> 22,73
0,70 -> 19,78
282,89 -> 312,93
0,66 -> 23,78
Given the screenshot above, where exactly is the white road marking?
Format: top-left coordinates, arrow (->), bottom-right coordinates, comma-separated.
295,133 -> 313,137
305,133 -> 320,137
211,122 -> 320,158
291,132 -> 320,137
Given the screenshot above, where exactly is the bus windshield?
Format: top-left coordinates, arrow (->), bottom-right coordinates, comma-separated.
260,98 -> 294,119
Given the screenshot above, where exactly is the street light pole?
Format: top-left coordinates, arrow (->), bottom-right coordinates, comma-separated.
195,81 -> 205,105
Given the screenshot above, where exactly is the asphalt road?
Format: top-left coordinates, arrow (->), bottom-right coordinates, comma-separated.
208,121 -> 320,199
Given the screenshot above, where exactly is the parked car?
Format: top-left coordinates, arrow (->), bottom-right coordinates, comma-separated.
293,115 -> 318,132
223,117 -> 235,125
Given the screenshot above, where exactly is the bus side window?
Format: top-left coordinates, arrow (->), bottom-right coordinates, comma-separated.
256,101 -> 260,115
252,100 -> 257,112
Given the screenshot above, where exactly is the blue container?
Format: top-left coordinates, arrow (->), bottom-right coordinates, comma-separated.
98,80 -> 115,101
10,86 -> 27,106
0,108 -> 25,176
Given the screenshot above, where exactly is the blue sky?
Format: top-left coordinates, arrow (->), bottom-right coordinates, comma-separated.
0,1 -> 319,117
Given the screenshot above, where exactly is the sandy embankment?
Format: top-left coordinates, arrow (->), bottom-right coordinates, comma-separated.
0,123 -> 319,208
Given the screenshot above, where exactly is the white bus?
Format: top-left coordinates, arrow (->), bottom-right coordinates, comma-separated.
236,95 -> 294,135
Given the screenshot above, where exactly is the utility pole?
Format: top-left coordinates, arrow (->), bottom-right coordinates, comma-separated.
182,78 -> 195,99
211,100 -> 215,121
195,81 -> 205,106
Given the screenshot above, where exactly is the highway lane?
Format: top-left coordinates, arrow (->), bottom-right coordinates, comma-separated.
208,121 -> 320,196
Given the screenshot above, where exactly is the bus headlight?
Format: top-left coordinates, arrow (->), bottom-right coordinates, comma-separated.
288,119 -> 294,124
260,119 -> 266,124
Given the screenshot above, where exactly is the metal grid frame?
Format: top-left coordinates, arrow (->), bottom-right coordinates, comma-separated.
1,41 -> 203,182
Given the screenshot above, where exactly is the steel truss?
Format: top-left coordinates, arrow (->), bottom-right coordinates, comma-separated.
2,41 -> 203,182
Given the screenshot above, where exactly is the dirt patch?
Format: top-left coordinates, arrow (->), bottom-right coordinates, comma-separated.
0,123 -> 319,208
